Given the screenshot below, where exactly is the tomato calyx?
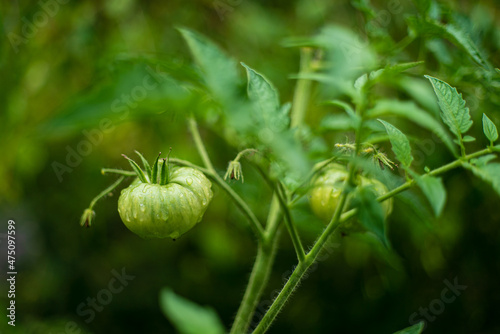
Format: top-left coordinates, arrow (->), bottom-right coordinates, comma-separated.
122,148 -> 173,186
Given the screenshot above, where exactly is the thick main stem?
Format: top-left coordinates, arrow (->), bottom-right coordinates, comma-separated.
230,196 -> 282,334
290,48 -> 314,128
253,190 -> 349,334
252,147 -> 495,333
233,45 -> 318,333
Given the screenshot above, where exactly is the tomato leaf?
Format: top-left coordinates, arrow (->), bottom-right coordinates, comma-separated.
392,321 -> 425,334
367,99 -> 455,154
241,62 -> 280,113
378,119 -> 414,168
352,186 -> 388,247
464,162 -> 500,197
159,288 -> 225,334
369,61 -> 425,82
425,76 -> 473,141
408,18 -> 491,69
414,175 -> 447,217
482,113 -> 498,143
178,27 -> 241,103
462,135 -> 476,143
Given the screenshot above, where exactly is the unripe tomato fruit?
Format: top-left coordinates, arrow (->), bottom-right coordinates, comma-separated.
118,164 -> 213,240
309,164 -> 347,222
309,163 -> 392,222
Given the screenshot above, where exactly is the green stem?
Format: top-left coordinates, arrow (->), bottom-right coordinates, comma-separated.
252,147 -> 495,333
253,189 -> 349,334
81,176 -> 126,227
459,137 -> 466,158
101,168 -> 136,176
89,176 -> 125,209
234,46 -> 318,334
234,148 -> 259,163
290,48 -> 314,128
188,116 -> 216,173
212,175 -> 266,241
230,195 -> 282,334
393,34 -> 416,54
275,183 -> 306,263
252,260 -> 308,334
171,158 -> 265,241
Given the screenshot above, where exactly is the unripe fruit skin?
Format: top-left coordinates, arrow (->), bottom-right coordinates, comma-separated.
118,167 -> 213,239
309,165 -> 346,222
309,164 -> 392,222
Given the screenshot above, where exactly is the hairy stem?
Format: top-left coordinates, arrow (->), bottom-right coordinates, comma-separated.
275,183 -> 306,262
230,195 -> 282,334
252,146 -> 495,333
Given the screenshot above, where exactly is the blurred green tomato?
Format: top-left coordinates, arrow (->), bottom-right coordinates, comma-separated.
309,164 -> 392,222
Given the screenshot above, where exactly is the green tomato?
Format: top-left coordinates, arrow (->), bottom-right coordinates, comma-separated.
309,164 -> 392,222
309,164 -> 348,222
359,176 -> 393,216
118,166 -> 213,239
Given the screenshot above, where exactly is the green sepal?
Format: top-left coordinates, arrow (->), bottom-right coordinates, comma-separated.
135,151 -> 152,181
151,152 -> 161,184
122,155 -> 148,183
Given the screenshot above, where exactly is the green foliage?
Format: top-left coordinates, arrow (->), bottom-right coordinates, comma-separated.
366,100 -> 455,153
178,27 -> 241,104
483,114 -> 499,144
425,75 -> 473,141
241,62 -> 280,115
351,185 -> 388,247
414,175 -> 447,217
407,18 -> 491,69
393,321 -> 425,334
465,162 -> 500,198
160,288 -> 225,334
378,120 -> 413,168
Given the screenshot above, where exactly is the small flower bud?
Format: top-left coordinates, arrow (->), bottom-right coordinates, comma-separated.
224,161 -> 244,183
80,209 -> 95,228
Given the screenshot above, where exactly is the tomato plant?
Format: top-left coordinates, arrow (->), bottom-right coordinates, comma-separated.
71,3 -> 500,334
